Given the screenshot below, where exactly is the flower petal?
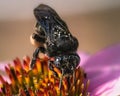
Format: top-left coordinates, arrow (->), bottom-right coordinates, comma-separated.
0,62 -> 10,77
0,61 -> 13,83
81,43 -> 120,93
93,77 -> 120,96
78,51 -> 90,66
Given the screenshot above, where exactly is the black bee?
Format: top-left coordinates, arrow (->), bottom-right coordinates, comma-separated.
30,4 -> 80,89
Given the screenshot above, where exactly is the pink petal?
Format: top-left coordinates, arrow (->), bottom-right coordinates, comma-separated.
93,77 -> 120,96
0,62 -> 9,75
78,51 -> 90,66
0,61 -> 13,83
81,43 -> 120,93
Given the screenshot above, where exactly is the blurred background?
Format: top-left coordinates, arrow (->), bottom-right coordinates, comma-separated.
0,0 -> 120,61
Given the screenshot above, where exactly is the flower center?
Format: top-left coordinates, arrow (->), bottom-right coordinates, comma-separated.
0,56 -> 90,96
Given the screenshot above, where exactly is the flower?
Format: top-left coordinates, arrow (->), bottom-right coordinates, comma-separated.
0,56 -> 89,96
80,43 -> 120,96
0,43 -> 120,96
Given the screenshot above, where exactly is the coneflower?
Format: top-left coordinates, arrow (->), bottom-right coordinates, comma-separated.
0,56 -> 89,96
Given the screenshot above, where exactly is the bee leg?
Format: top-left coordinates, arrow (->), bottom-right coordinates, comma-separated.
48,61 -> 58,77
59,69 -> 64,90
30,47 -> 46,69
73,71 -> 76,85
30,47 -> 40,69
66,76 -> 71,90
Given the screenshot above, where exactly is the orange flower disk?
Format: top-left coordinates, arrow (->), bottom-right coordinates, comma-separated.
0,56 -> 90,96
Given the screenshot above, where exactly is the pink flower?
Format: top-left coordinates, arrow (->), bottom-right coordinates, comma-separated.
79,43 -> 120,96
0,43 -> 120,95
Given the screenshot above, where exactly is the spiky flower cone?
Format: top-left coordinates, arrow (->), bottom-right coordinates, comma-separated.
0,56 -> 90,96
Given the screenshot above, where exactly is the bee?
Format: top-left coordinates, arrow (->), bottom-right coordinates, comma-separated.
30,4 -> 80,89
